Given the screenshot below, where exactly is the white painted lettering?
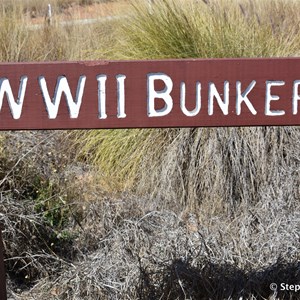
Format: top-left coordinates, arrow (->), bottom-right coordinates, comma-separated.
180,82 -> 201,117
116,74 -> 126,118
97,75 -> 107,119
147,73 -> 173,117
236,80 -> 257,115
0,76 -> 28,119
208,81 -> 229,115
39,75 -> 86,119
292,80 -> 300,115
265,81 -> 285,116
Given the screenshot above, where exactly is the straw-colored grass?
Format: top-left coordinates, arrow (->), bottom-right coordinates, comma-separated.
117,0 -> 300,59
78,0 -> 300,208
2,0 -> 300,299
0,0 -> 122,62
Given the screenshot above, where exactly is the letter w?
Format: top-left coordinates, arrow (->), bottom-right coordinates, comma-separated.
39,75 -> 86,119
0,76 -> 28,119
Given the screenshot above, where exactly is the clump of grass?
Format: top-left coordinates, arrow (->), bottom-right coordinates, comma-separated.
1,194 -> 73,286
0,131 -> 86,228
117,0 -> 300,59
79,0 -> 300,211
0,3 -> 29,62
14,195 -> 300,299
74,129 -> 151,191
0,0 -> 121,62
74,129 -> 174,192
0,131 -> 90,286
135,127 -> 300,212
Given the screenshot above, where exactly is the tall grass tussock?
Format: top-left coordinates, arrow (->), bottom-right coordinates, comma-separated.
0,0 -> 121,62
1,0 -> 300,299
79,0 -> 300,209
118,0 -> 300,59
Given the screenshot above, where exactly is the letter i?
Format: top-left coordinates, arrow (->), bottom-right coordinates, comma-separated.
117,74 -> 126,118
97,75 -> 107,119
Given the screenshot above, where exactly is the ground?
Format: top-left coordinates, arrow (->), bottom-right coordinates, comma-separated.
28,0 -> 129,25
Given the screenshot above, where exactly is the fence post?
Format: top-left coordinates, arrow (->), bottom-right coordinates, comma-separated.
45,4 -> 52,26
0,226 -> 6,300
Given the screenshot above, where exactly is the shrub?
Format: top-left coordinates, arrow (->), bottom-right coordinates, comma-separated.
118,0 -> 300,59
79,0 -> 300,211
0,131 -> 82,285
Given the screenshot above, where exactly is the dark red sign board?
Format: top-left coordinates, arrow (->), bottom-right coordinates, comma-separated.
1,57 -> 300,299
1,58 -> 300,130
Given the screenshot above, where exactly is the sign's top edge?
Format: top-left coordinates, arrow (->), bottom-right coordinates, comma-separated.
1,57 -> 300,65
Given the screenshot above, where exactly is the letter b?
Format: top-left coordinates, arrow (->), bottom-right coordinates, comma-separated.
147,73 -> 173,117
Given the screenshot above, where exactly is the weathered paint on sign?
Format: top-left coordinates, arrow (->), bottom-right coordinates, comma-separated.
1,58 -> 300,129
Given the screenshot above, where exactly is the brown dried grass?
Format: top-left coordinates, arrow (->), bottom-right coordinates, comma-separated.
8,194 -> 300,299
1,0 -> 300,299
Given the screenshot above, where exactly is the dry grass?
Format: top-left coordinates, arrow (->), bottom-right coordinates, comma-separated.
3,129 -> 300,299
78,0 -> 300,210
3,138 -> 300,296
1,0 -> 300,299
116,0 -> 300,59
134,127 -> 300,212
0,0 -> 122,62
73,129 -> 173,192
0,132 -> 78,292
5,0 -> 125,18
6,195 -> 300,299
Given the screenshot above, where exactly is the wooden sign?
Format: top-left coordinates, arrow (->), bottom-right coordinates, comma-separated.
0,228 -> 5,300
2,57 -> 300,299
1,57 -> 300,130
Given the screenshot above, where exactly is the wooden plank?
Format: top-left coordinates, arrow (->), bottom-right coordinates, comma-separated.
1,58 -> 300,129
0,227 -> 6,300
4,57 -> 300,299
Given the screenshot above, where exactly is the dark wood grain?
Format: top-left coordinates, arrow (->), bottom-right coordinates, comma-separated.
0,228 -> 6,300
0,58 -> 300,130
